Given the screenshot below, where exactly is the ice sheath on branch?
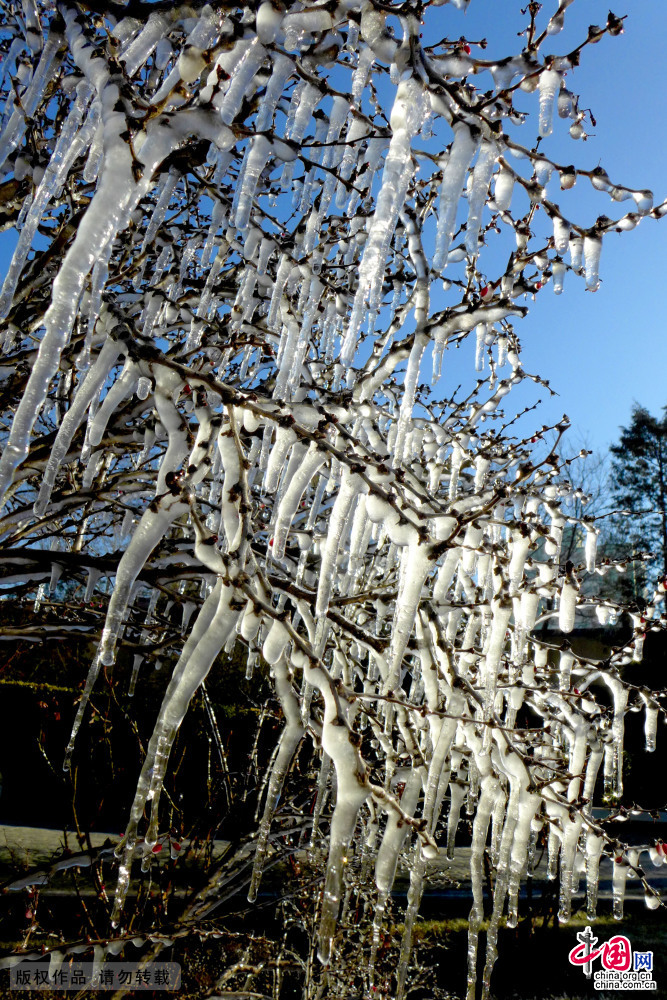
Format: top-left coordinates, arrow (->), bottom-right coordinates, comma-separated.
0,1 -> 665,997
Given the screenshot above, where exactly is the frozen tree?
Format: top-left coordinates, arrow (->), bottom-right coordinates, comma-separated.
0,1 -> 666,997
609,404 -> 667,588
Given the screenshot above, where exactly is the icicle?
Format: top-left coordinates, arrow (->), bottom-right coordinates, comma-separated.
316,470 -> 367,618
33,582 -> 46,613
249,649 -> 304,900
256,54 -> 292,131
395,852 -> 427,1000
558,580 -> 577,632
584,232 -> 602,291
559,649 -> 574,691
642,694 -> 659,752
552,256 -> 565,294
558,813 -> 583,923
446,782 -> 465,859
303,654 -> 369,966
465,140 -> 498,256
232,136 -> 272,232
569,234 -> 584,272
0,31 -> 137,494
141,170 -> 178,253
0,40 -> 26,118
89,359 -> 139,448
100,493 -> 189,666
393,336 -> 427,466
218,38 -> 267,125
582,738 -> 603,809
281,82 -> 320,189
507,784 -> 541,927
0,27 -> 64,173
113,581 -> 240,925
584,525 -> 597,571
612,854 -> 629,920
64,651 -> 103,770
481,600 -> 512,733
386,539 -> 431,690
374,770 -> 421,893
83,109 -> 104,183
602,738 -> 615,800
128,655 -> 143,697
120,13 -> 169,78
481,739 -> 534,999
345,79 -> 426,353
538,68 -> 560,137
585,831 -> 604,919
553,214 -> 570,254
271,444 -> 326,560
433,122 -> 479,271
80,253 -> 110,369
467,764 -> 500,1000
493,166 -> 514,213
35,336 -> 124,516
604,673 -> 628,798
0,82 -> 94,317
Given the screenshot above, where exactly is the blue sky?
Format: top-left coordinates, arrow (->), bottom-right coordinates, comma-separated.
434,0 -> 667,453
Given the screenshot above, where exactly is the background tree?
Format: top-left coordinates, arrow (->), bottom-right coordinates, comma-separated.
0,3 -> 666,1000
610,404 -> 667,587
544,435 -> 648,618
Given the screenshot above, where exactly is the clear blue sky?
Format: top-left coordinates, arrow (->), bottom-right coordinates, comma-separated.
0,1 -> 664,458
435,0 -> 667,453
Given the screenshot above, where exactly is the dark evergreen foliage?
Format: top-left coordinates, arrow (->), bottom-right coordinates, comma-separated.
610,405 -> 667,582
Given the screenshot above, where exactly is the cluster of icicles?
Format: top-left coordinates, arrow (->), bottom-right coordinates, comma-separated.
0,1 -> 665,997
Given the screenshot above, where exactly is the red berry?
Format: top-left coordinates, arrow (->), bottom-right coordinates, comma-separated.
464,44 -> 471,54
152,843 -> 163,853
